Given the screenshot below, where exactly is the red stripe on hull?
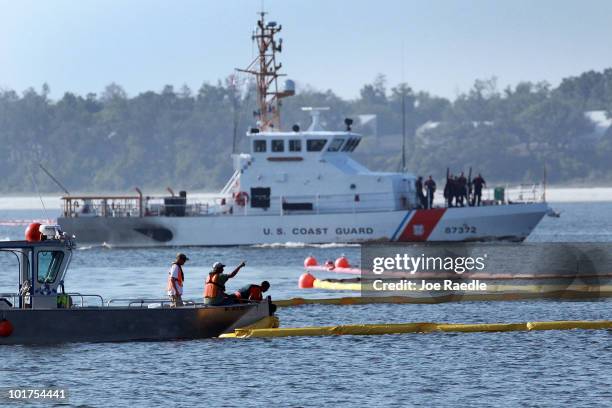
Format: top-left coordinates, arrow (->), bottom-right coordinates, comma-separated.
397,208 -> 446,241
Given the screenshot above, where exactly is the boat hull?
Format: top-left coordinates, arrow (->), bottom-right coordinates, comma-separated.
0,304 -> 255,345
57,203 -> 548,247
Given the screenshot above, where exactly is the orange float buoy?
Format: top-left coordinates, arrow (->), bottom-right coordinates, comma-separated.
0,319 -> 13,337
304,256 -> 318,268
25,222 -> 42,242
335,255 -> 350,269
298,272 -> 316,289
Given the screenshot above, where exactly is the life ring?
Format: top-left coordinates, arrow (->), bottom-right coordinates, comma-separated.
233,191 -> 249,207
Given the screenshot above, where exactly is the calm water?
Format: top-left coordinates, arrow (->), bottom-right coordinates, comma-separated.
1,202 -> 611,407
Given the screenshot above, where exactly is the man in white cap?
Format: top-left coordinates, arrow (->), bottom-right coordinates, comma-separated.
203,260 -> 246,305
167,253 -> 188,307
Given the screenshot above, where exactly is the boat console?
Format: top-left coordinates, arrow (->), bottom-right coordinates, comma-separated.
0,223 -> 74,310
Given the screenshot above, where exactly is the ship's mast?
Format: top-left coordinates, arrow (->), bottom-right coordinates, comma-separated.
237,12 -> 287,131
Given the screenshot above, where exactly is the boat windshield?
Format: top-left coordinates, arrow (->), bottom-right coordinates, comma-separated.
327,138 -> 345,152
342,137 -> 361,152
289,139 -> 301,152
272,140 -> 285,152
253,140 -> 267,152
307,139 -> 327,151
37,251 -> 64,284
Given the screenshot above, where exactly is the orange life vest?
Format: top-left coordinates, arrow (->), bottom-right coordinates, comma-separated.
250,286 -> 263,301
235,285 -> 263,301
204,272 -> 225,298
167,263 -> 184,292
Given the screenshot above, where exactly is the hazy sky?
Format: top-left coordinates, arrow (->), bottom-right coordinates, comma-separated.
1,0 -> 611,100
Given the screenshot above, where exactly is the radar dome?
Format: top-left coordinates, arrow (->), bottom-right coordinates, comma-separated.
282,79 -> 295,96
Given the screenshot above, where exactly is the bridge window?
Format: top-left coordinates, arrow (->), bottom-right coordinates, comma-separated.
272,140 -> 285,152
289,139 -> 302,152
342,138 -> 354,151
253,140 -> 267,152
342,137 -> 361,152
37,251 -> 64,284
327,138 -> 345,152
306,139 -> 327,152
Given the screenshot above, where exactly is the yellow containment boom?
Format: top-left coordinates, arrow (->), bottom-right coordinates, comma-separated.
274,289 -> 612,308
219,316 -> 280,338
311,278 -> 612,294
225,320 -> 612,339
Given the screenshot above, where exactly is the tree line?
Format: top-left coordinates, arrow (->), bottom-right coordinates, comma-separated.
1,68 -> 611,193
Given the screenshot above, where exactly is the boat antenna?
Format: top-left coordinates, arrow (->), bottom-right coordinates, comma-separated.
236,11 -> 288,131
39,164 -> 70,195
401,89 -> 406,173
543,162 -> 547,202
29,170 -> 50,221
400,41 -> 406,173
228,74 -> 241,154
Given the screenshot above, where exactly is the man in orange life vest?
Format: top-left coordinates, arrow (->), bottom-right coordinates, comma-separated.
204,261 -> 246,306
167,253 -> 188,307
234,281 -> 270,301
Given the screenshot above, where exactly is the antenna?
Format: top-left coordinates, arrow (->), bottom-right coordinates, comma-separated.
39,164 -> 70,195
401,89 -> 406,173
29,171 -> 50,222
237,11 -> 291,131
543,162 -> 547,202
400,41 -> 406,173
227,74 -> 244,154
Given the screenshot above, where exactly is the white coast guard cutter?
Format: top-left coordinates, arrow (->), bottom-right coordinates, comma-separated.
57,13 -> 548,247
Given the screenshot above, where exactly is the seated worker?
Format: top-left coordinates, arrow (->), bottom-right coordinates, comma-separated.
234,281 -> 270,302
203,260 -> 246,306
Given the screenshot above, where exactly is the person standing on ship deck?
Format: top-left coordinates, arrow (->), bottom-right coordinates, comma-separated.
451,176 -> 460,207
444,174 -> 452,207
167,253 -> 188,307
415,176 -> 426,209
472,174 -> 486,206
424,176 -> 436,209
457,172 -> 468,207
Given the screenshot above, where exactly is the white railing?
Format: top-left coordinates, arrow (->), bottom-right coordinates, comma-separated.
62,191 -> 412,218
481,184 -> 544,204
507,183 -> 544,203
61,185 -> 544,220
0,293 -> 104,308
62,196 -> 229,218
